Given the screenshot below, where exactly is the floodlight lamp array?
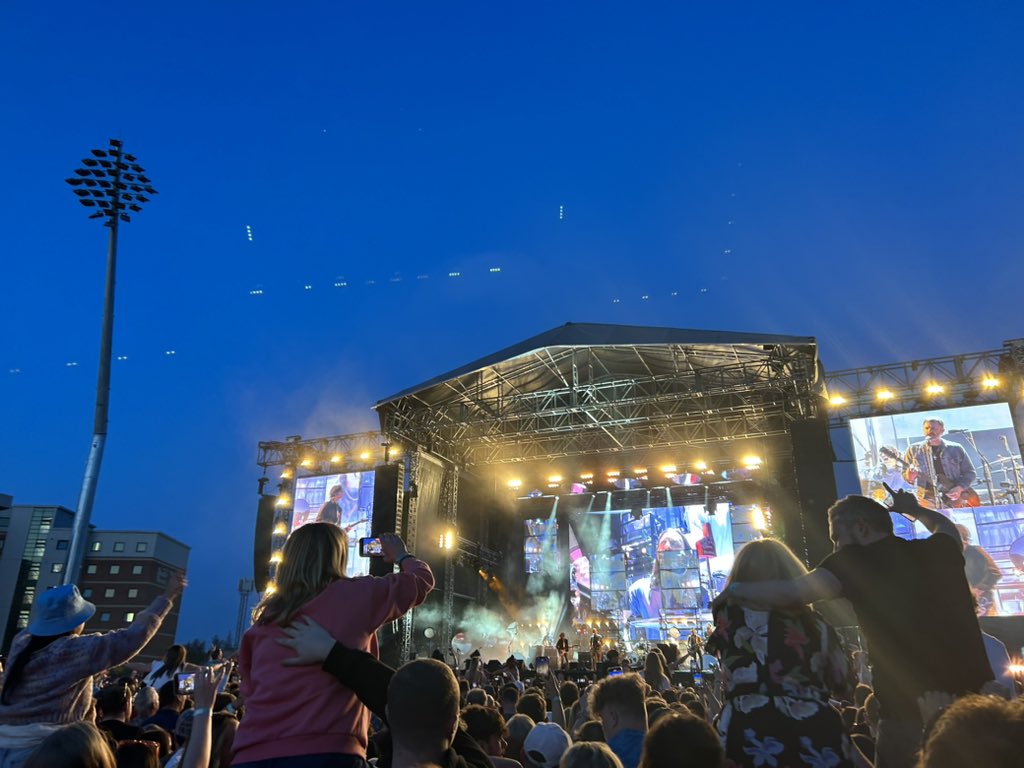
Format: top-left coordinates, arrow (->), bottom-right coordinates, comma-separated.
66,138 -> 157,225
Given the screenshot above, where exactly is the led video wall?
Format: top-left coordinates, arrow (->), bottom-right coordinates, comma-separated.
293,471 -> 376,578
849,402 -> 1024,615
523,502 -> 765,642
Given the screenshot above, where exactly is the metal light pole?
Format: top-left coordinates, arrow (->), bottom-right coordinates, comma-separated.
63,139 -> 157,584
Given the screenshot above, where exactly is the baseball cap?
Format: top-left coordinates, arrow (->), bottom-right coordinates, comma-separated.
523,722 -> 571,768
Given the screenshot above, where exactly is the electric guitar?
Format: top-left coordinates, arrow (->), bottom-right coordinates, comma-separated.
878,447 -> 981,509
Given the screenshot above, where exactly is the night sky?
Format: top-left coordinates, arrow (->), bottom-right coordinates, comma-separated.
2,3 -> 1022,641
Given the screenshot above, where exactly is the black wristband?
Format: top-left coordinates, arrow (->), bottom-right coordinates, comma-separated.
397,553 -> 415,567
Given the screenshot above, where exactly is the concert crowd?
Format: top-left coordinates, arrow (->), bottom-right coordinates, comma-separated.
1,490 -> 1023,768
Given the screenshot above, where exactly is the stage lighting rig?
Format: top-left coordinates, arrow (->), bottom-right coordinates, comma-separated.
63,139 -> 157,585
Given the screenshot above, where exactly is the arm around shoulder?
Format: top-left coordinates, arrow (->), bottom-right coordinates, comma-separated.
729,568 -> 841,609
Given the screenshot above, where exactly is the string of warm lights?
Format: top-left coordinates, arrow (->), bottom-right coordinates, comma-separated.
504,455 -> 765,492
828,374 -> 1006,408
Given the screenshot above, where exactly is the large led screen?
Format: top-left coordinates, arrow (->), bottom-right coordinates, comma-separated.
293,471 -> 376,578
565,503 -> 763,642
849,403 -> 1024,615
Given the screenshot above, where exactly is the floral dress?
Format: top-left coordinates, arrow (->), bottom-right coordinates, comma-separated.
705,603 -> 856,768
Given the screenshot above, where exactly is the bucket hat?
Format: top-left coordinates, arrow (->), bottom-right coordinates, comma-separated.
28,584 -> 95,636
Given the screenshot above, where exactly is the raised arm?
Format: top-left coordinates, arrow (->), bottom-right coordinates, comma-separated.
74,571 -> 184,675
888,488 -> 961,547
369,534 -> 436,627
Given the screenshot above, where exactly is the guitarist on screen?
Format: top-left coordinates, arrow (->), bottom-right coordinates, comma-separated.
903,418 -> 979,508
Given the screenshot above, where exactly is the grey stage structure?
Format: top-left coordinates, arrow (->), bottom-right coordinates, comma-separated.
374,322 -> 830,647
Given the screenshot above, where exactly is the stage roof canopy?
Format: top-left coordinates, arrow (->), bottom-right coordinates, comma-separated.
375,322 -> 822,465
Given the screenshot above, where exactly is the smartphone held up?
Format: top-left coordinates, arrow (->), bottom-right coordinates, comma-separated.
359,537 -> 384,558
174,672 -> 196,695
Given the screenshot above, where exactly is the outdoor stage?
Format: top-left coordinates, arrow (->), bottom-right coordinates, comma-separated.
254,323 -> 1024,665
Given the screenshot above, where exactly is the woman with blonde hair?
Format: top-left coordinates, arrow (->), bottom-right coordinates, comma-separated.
232,525 -> 433,767
22,721 -> 116,768
706,539 -> 855,767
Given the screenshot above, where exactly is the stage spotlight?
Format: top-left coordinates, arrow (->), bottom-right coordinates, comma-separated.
925,383 -> 945,396
272,523 -> 287,536
982,376 -> 1001,389
280,468 -> 293,480
829,394 -> 847,406
606,470 -> 620,477
580,472 -> 594,480
694,461 -> 708,471
742,455 -> 763,469
330,454 -> 342,463
508,478 -> 522,489
359,451 -> 370,461
876,389 -> 895,401
424,627 -> 436,639
438,529 -> 456,551
275,495 -> 291,507
269,551 -> 283,564
659,465 -> 676,474
548,474 -> 562,483
264,581 -> 277,594
633,467 -> 648,475
300,457 -> 313,468
751,506 -> 768,531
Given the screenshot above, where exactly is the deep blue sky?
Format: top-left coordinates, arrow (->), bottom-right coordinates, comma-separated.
2,2 -> 1022,641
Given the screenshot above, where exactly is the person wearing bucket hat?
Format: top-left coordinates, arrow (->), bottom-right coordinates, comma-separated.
0,572 -> 185,767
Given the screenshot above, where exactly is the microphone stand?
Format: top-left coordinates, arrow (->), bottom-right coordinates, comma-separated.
961,430 -> 996,504
1001,435 -> 1024,505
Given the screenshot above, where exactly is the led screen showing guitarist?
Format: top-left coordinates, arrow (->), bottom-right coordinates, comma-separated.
901,418 -> 980,508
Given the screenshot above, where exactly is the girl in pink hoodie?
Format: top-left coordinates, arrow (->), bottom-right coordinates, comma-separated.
233,524 -> 434,767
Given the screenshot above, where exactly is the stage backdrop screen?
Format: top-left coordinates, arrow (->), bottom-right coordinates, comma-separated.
293,471 -> 376,578
568,503 -> 751,641
849,402 -> 1024,616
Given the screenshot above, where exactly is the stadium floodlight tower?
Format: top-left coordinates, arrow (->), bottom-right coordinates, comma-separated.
63,139 -> 157,584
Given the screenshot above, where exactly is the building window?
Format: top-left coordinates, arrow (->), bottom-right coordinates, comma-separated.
128,588 -> 138,598
99,612 -> 110,622
113,541 -> 125,553
110,565 -> 120,575
86,565 -> 97,574
125,612 -> 135,622
90,541 -> 101,552
51,563 -> 63,573
132,565 -> 144,575
82,588 -> 93,598
136,542 -> 149,553
104,588 -> 115,598
56,540 -> 69,550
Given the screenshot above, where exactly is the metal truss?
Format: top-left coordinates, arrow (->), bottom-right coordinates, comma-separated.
440,465 -> 459,646
824,338 -> 1024,426
452,536 -> 502,569
378,343 -> 821,465
399,451 -> 420,663
257,431 -> 385,470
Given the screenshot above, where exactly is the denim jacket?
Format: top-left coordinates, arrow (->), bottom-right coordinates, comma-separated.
904,439 -> 977,489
